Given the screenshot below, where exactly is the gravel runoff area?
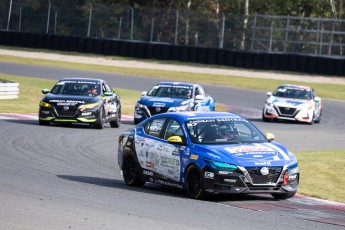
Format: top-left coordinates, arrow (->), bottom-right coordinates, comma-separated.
1,48 -> 345,85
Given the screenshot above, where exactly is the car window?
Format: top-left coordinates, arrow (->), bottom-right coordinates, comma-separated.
144,118 -> 167,138
164,119 -> 185,141
186,119 -> 266,144
195,86 -> 205,97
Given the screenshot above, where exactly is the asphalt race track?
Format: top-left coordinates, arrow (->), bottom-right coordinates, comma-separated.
1,62 -> 345,230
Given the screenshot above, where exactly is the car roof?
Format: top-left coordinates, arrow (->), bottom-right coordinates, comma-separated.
278,84 -> 312,91
59,78 -> 103,82
156,82 -> 197,87
149,111 -> 245,122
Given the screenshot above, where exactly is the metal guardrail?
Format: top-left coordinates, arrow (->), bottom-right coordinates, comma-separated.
0,81 -> 19,99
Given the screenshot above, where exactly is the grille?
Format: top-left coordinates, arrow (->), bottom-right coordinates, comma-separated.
54,106 -> 78,117
277,106 -> 296,116
148,107 -> 169,116
246,167 -> 282,184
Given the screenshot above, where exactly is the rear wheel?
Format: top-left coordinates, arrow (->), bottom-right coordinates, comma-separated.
185,165 -> 206,199
271,191 -> 296,200
110,108 -> 121,128
122,152 -> 145,187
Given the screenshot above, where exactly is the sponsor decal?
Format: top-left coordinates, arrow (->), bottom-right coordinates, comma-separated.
152,102 -> 166,107
154,179 -> 183,189
219,171 -> 234,175
143,170 -> 154,176
206,152 -> 221,159
224,178 -> 237,183
254,161 -> 272,166
146,161 -> 154,168
225,145 -> 279,160
288,174 -> 298,181
50,100 -> 85,105
149,98 -> 174,102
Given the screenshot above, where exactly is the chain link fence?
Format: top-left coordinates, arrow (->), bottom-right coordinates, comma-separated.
1,0 -> 344,57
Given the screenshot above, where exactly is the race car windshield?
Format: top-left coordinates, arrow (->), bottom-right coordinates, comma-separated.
147,85 -> 192,99
185,119 -> 267,144
51,81 -> 101,96
273,87 -> 311,100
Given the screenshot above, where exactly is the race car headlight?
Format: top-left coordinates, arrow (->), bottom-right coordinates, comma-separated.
79,102 -> 99,111
266,101 -> 273,107
135,102 -> 145,109
168,104 -> 190,112
40,101 -> 51,108
204,158 -> 238,171
286,161 -> 299,174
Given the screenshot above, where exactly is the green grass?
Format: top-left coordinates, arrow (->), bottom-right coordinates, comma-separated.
295,150 -> 345,203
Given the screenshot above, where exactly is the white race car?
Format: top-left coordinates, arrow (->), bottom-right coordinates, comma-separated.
262,84 -> 322,125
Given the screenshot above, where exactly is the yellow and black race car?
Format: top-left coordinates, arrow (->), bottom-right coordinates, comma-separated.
39,78 -> 121,129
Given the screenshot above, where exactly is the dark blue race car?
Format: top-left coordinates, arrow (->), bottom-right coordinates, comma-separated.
118,112 -> 299,200
133,82 -> 215,124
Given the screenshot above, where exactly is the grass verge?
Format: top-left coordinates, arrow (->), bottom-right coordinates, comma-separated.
295,150 -> 345,203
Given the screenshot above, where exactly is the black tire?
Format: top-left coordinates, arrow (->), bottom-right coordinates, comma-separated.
94,108 -> 105,129
315,110 -> 322,124
185,165 -> 206,199
262,111 -> 271,122
110,108 -> 121,128
271,191 -> 296,200
38,119 -> 50,126
122,152 -> 145,187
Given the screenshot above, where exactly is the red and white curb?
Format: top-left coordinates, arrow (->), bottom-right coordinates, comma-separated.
0,113 -> 134,121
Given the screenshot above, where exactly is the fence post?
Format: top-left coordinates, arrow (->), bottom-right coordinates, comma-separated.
250,13 -> 257,51
284,15 -> 290,52
150,17 -> 155,42
118,17 -> 122,40
7,0 -> 13,31
269,20 -> 274,52
219,12 -> 225,49
54,11 -> 57,34
46,0 -> 51,34
87,2 -> 92,37
175,10 -> 179,45
130,7 -> 134,40
19,7 -> 22,31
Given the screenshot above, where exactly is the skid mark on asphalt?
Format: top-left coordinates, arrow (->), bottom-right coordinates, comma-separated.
229,106 -> 262,119
225,194 -> 345,226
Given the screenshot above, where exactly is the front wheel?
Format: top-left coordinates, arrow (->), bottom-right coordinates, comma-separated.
122,152 -> 145,187
94,108 -> 105,129
185,165 -> 206,199
271,191 -> 296,200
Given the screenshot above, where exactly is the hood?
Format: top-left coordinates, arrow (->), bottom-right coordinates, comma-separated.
268,96 -> 311,107
196,142 -> 295,167
42,93 -> 99,106
139,96 -> 192,108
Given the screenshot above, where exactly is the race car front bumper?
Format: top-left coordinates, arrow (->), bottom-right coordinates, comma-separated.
39,106 -> 99,123
263,104 -> 314,123
202,165 -> 299,195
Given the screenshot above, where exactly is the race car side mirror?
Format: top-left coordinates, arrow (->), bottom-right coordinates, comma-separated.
167,136 -> 183,144
314,96 -> 321,102
266,92 -> 272,96
265,133 -> 275,142
195,95 -> 204,100
42,89 -> 50,94
104,92 -> 113,96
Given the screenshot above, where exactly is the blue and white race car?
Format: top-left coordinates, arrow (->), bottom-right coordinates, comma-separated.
133,82 -> 215,124
118,111 -> 299,200
262,84 -> 322,124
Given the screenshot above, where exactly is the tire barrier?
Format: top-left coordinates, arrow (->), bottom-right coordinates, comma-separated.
0,80 -> 19,100
0,30 -> 344,76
